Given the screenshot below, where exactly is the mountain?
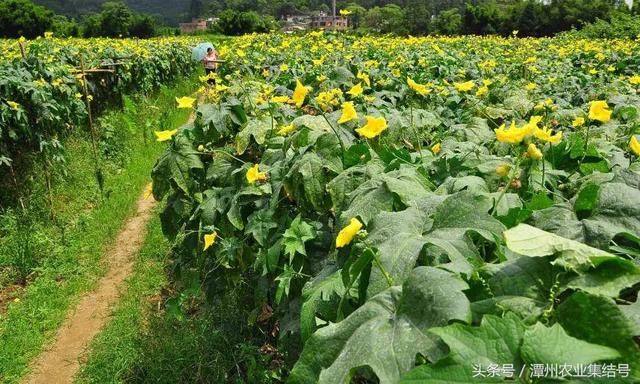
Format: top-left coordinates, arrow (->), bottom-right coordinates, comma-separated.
33,0 -> 192,26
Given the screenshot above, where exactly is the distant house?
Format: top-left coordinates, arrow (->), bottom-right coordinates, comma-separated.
179,19 -> 207,34
310,12 -> 348,30
280,14 -> 312,32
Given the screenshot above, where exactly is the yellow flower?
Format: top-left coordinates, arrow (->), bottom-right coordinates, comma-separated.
496,164 -> 510,177
534,126 -> 562,144
75,92 -> 83,99
176,96 -> 196,109
475,85 -> 489,97
339,9 -> 352,15
7,101 -> 20,111
317,75 -> 328,82
347,83 -> 364,97
143,182 -> 153,200
280,63 -> 289,72
527,143 -> 543,160
431,143 -> 441,154
572,117 -> 585,127
44,31 -> 53,38
203,232 -> 217,251
355,116 -> 387,139
630,75 -> 640,85
337,102 -> 358,124
277,124 -> 296,136
357,72 -> 371,87
154,129 -> 177,142
588,100 -> 612,123
407,78 -> 430,95
271,95 -> 289,103
454,81 -> 475,92
246,164 -> 267,183
525,82 -> 537,91
630,135 -> 640,156
291,79 -> 309,107
494,121 -> 531,144
336,218 -> 362,248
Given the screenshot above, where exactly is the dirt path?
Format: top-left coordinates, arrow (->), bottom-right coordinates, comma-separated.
22,95 -> 200,384
23,193 -> 156,384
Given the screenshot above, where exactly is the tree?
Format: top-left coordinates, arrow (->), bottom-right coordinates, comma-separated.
343,3 -> 366,28
0,0 -> 54,38
214,10 -> 275,35
130,13 -> 156,38
404,0 -> 432,35
189,0 -> 204,20
433,7 -> 462,35
98,2 -> 132,37
52,14 -> 80,37
82,1 -> 157,38
362,4 -> 407,34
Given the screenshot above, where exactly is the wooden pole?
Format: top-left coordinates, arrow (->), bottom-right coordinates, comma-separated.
79,57 -> 104,195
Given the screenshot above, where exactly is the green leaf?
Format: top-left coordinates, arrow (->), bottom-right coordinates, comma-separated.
245,208 -> 278,246
426,191 -> 505,274
503,224 -> 615,272
567,258 -> 640,298
286,152 -> 332,212
300,267 -> 346,341
366,207 -> 429,297
619,300 -> 640,336
275,264 -> 297,304
430,312 -> 526,371
400,266 -> 472,326
555,292 -> 640,377
521,323 -> 620,366
582,183 -> 640,249
151,134 -> 204,198
401,361 -> 503,384
339,177 -> 394,225
291,266 -> 471,384
283,215 -> 316,261
235,116 -> 272,155
470,256 -> 557,321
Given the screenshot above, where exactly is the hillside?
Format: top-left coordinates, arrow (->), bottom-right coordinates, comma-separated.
33,0 -> 192,25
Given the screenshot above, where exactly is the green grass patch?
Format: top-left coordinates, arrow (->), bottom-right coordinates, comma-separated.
77,223 -> 278,383
0,75 -> 199,383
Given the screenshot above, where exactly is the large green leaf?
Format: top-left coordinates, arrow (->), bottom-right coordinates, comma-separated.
567,258 -> 640,298
300,266 -> 346,341
555,292 -> 640,377
431,313 -> 525,369
151,133 -> 204,199
426,191 -> 505,274
290,266 -> 471,384
235,116 -> 272,155
504,224 -> 616,272
581,183 -> 640,249
521,322 -> 620,365
366,207 -> 429,297
470,256 -> 557,321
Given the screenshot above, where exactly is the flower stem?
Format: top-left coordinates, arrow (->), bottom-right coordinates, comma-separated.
491,155 -> 522,216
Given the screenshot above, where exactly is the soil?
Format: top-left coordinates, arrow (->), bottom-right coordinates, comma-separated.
23,193 -> 156,384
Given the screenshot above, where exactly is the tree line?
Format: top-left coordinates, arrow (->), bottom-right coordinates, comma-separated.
2,0 -> 640,38
0,0 -> 160,38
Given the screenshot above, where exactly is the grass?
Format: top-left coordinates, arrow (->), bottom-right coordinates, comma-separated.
0,75 -> 199,383
77,221 -> 278,384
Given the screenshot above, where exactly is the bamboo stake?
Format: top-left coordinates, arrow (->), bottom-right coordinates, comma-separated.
79,57 -> 105,195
